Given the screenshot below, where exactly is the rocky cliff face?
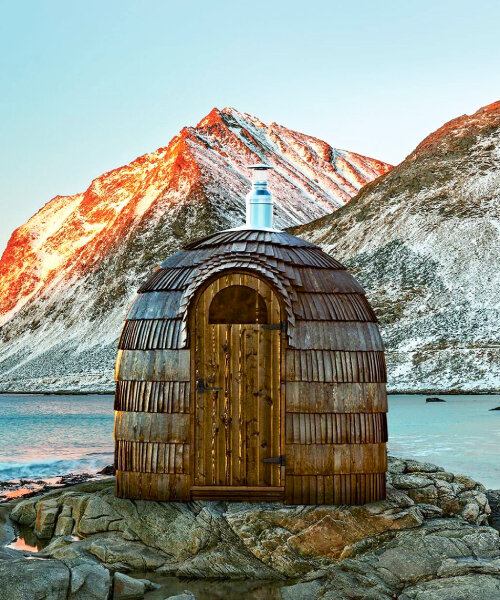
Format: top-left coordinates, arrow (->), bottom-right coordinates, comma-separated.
0,107 -> 390,392
294,101 -> 500,393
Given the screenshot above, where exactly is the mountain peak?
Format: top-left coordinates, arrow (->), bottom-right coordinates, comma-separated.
411,100 -> 500,159
196,107 -> 224,128
0,108 -> 391,390
293,99 -> 500,393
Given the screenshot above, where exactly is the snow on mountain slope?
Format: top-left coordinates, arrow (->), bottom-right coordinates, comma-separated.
294,101 -> 500,393
0,107 -> 390,392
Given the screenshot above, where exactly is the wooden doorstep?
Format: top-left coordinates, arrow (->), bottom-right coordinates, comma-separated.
190,486 -> 285,502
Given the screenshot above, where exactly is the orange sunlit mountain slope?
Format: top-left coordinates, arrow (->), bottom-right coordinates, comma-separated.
0,107 -> 390,391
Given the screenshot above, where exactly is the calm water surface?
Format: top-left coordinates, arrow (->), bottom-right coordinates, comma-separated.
0,393 -> 499,488
0,394 -> 114,480
388,394 -> 500,489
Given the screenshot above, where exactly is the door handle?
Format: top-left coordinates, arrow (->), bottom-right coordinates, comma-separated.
197,378 -> 222,394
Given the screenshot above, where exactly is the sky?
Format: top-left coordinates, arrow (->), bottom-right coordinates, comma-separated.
1,0 -> 499,252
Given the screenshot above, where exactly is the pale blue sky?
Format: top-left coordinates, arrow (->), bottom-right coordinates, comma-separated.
1,0 -> 499,251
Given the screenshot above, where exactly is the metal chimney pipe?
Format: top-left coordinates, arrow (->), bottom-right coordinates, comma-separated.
246,164 -> 273,229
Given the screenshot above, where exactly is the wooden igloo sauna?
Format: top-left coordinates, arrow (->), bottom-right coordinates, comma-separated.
114,165 -> 388,504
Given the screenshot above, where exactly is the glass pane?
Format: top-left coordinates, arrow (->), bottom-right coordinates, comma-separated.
209,285 -> 268,324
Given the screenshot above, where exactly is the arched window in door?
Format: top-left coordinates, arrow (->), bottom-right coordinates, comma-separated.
208,285 -> 268,324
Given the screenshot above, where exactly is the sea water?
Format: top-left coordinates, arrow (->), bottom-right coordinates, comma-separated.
0,393 -> 114,481
0,393 -> 499,488
388,394 -> 500,489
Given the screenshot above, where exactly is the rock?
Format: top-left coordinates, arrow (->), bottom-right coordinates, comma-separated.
415,503 -> 443,519
224,501 -> 423,577
171,539 -> 279,579
426,397 -> 446,402
404,460 -> 443,473
164,592 -> 196,600
281,579 -> 323,600
461,501 -> 480,523
0,557 -> 69,600
398,574 -> 500,599
319,520 -> 500,600
392,473 -> 436,490
139,578 -> 161,591
77,494 -> 124,536
489,406 -> 500,411
387,456 -> 407,473
453,473 -> 479,490
39,535 -> 87,560
58,492 -> 90,526
98,465 -> 116,475
113,572 -> 147,599
437,557 -> 500,578
88,534 -> 170,572
35,498 -> 60,538
60,473 -> 93,486
4,456 -> 498,598
486,490 -> 500,532
55,515 -> 75,536
0,556 -> 111,600
64,558 -> 111,600
385,487 -> 414,507
389,463 -> 491,524
10,498 -> 37,527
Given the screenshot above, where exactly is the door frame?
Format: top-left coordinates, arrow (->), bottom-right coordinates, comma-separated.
187,269 -> 287,501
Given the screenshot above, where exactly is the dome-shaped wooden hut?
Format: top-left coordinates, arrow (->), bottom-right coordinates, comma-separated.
114,165 -> 387,504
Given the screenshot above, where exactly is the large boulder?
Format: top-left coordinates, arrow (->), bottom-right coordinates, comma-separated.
0,558 -> 69,600
318,520 -> 500,600
399,574 -> 500,600
112,572 -> 147,600
64,558 -> 111,600
486,490 -> 500,532
0,556 -> 112,600
34,499 -> 60,539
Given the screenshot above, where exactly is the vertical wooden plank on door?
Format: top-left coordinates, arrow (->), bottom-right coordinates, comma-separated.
256,277 -> 268,486
214,276 -> 225,486
221,321 -> 232,485
231,320 -> 244,485
245,320 -> 259,486
233,273 -> 246,486
193,283 -> 205,486
269,288 -> 281,487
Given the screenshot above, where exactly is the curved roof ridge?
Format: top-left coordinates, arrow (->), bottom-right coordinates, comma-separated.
182,228 -> 319,250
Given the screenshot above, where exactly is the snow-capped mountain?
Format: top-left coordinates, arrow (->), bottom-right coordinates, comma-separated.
294,101 -> 500,392
0,107 -> 390,392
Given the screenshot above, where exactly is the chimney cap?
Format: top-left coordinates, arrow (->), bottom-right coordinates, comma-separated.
248,163 -> 272,171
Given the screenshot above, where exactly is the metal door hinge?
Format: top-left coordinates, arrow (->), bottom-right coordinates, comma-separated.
197,378 -> 222,394
262,455 -> 286,466
261,321 -> 287,332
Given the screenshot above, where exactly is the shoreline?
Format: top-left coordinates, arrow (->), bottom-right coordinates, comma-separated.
0,471 -> 112,504
1,456 -> 499,600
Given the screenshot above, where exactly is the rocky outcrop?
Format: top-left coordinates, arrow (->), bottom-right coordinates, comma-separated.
9,459 -> 492,580
486,490 -> 500,533
4,458 -> 500,600
0,554 -> 160,600
0,556 -> 111,600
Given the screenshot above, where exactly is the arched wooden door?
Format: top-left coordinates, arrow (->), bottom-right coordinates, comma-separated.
190,272 -> 284,501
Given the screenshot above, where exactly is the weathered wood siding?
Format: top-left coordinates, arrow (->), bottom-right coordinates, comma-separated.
114,228 -> 387,504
